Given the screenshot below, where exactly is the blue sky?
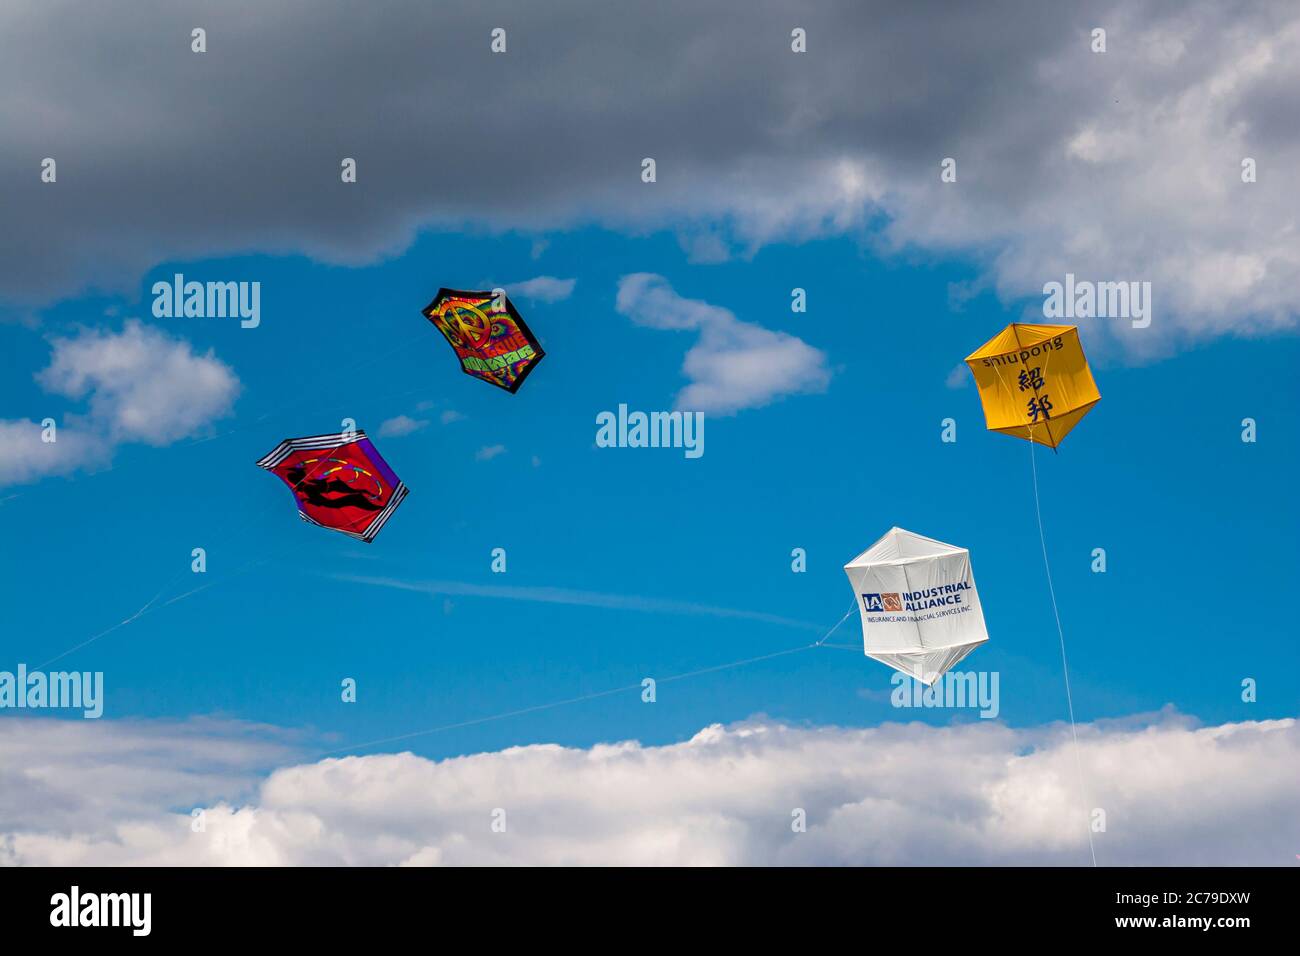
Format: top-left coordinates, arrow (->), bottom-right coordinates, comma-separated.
2,0 -> 1298,866
5,224 -> 1296,761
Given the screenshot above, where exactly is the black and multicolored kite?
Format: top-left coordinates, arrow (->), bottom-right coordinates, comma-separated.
256,430 -> 408,542
421,288 -> 545,393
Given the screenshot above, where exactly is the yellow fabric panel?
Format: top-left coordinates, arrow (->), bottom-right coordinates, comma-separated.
965,323 -> 1101,445
992,423 -> 1057,447
992,401 -> 1098,448
964,322 -> 1073,361
964,324 -> 1023,361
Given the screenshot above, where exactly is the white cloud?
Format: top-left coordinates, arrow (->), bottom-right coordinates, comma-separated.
0,420 -> 109,486
616,273 -> 830,415
0,321 -> 238,487
498,276 -> 576,303
377,414 -> 428,438
475,444 -> 507,461
0,717 -> 298,845
2,713 -> 1295,865
37,320 -> 239,445
439,410 -> 464,425
945,364 -> 969,389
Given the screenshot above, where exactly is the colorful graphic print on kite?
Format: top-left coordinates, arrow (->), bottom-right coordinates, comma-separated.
421,288 -> 546,393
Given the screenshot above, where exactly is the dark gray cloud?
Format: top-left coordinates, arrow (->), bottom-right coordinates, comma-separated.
3,0 -> 1297,348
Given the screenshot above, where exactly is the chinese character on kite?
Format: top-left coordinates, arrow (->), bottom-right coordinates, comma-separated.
421,288 -> 546,393
256,431 -> 408,542
964,323 -> 1100,449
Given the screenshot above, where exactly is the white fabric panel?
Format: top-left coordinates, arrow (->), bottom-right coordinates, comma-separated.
845,562 -> 919,652
892,529 -> 964,560
866,643 -> 980,686
847,528 -> 902,565
845,526 -> 965,567
911,551 -> 988,651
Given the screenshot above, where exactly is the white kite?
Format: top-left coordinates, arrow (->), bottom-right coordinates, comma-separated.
843,527 -> 989,684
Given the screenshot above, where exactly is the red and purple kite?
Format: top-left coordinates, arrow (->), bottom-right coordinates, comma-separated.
421,288 -> 545,393
256,430 -> 408,542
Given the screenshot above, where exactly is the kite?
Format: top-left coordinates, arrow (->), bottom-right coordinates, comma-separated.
256,430 -> 408,542
843,527 -> 989,685
421,288 -> 545,393
965,323 -> 1100,448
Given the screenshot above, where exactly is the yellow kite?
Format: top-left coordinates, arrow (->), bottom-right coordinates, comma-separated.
965,323 -> 1100,449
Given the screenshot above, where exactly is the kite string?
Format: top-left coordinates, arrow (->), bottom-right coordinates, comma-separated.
987,331 -> 1096,866
322,601 -> 861,756
815,603 -> 858,646
1027,428 -> 1097,868
31,502 -> 281,670
33,453 -> 352,669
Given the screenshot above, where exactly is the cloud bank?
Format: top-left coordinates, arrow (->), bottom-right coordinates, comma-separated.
1,1 -> 1296,352
2,712 -> 1294,865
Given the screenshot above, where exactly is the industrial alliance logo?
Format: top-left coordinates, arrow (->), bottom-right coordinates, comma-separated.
861,592 -> 904,613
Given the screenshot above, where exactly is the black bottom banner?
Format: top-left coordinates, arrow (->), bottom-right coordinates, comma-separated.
0,866 -> 1287,942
